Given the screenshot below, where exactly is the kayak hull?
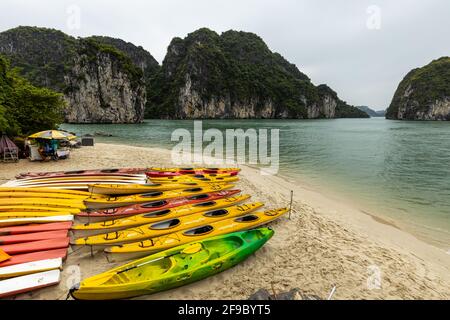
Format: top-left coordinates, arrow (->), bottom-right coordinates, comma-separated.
0,222 -> 73,236
16,168 -> 147,179
0,230 -> 69,244
105,208 -> 287,262
0,215 -> 74,227
0,258 -> 63,279
75,190 -> 241,223
71,202 -> 263,246
84,184 -> 234,210
0,248 -> 68,267
0,269 -> 61,298
0,237 -> 70,255
71,194 -> 250,238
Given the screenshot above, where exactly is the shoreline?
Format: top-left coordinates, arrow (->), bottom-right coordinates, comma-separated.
1,143 -> 449,299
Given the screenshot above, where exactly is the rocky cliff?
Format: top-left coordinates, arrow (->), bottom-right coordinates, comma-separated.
147,28 -> 368,119
386,57 -> 450,120
63,39 -> 146,123
0,26 -> 154,123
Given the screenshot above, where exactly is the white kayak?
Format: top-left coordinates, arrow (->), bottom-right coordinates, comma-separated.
0,269 -> 61,298
0,215 -> 74,227
0,258 -> 62,279
2,180 -> 147,191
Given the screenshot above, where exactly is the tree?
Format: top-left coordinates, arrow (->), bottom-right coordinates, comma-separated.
0,55 -> 65,136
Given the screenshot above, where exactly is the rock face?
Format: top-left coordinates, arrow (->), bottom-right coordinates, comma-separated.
1,26 -> 370,122
0,27 -> 156,123
64,40 -> 146,123
386,57 -> 450,120
147,28 -> 368,119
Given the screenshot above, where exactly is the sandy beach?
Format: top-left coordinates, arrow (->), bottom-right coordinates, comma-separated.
1,143 -> 449,300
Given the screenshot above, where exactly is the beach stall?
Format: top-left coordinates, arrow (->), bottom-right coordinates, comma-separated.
25,130 -> 76,161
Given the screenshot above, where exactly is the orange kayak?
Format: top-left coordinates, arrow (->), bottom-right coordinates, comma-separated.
0,222 -> 73,236
0,248 -> 67,267
0,238 -> 69,255
0,230 -> 69,245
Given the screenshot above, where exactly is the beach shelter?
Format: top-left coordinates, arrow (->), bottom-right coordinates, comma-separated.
0,135 -> 19,162
28,130 -> 76,140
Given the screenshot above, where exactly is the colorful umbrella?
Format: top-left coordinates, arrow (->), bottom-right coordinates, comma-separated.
28,130 -> 77,140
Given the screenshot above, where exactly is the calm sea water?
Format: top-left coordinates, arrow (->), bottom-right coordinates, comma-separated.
62,118 -> 450,248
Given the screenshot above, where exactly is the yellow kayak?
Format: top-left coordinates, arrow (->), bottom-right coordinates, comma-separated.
0,192 -> 94,200
0,187 -> 93,196
72,202 -> 263,247
84,184 -> 234,210
149,167 -> 241,173
105,207 -> 288,261
71,194 -> 251,237
87,182 -> 215,196
0,206 -> 80,213
149,174 -> 239,184
0,211 -> 74,218
0,198 -> 86,210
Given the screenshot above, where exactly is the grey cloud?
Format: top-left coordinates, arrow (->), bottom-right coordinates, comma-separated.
0,0 -> 449,109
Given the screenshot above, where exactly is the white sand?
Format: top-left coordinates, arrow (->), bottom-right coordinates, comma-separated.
1,143 -> 449,300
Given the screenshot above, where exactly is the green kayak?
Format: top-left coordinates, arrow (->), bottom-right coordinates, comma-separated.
70,227 -> 274,300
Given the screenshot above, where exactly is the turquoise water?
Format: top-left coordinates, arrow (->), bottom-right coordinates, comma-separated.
62,118 -> 450,248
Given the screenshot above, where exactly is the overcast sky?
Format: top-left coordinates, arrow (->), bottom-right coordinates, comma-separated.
0,0 -> 449,109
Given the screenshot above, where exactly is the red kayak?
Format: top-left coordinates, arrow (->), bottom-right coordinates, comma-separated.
75,189 -> 241,222
146,170 -> 239,177
0,248 -> 68,267
16,168 -> 147,179
0,222 -> 73,236
0,238 -> 70,255
0,230 -> 69,245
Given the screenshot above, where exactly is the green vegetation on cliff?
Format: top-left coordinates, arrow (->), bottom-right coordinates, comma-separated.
386,57 -> 450,120
147,28 -> 366,119
0,27 -> 156,96
87,36 -> 160,82
0,55 -> 64,135
0,26 -> 77,92
1,26 -> 368,121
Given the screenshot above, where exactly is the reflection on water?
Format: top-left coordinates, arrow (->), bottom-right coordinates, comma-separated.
62,118 -> 450,247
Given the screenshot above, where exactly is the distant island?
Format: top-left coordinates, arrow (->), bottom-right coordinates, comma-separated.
356,106 -> 386,117
0,26 -> 368,124
386,57 -> 450,120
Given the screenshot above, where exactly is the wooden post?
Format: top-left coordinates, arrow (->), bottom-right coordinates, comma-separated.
289,190 -> 294,219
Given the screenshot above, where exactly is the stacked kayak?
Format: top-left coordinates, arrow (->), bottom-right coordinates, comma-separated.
71,202 -> 263,247
147,167 -> 240,176
105,208 -> 287,262
83,184 -> 235,210
72,193 -> 250,235
0,166 -> 287,300
0,186 -> 86,297
74,190 -> 242,223
0,220 -> 72,297
70,228 -> 272,300
87,182 -> 224,196
148,173 -> 239,185
3,174 -> 147,191
16,168 -> 147,179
